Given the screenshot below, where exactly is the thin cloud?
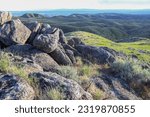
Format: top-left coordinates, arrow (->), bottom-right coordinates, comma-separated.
0,0 -> 149,11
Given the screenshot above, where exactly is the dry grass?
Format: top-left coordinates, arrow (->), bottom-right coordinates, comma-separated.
0,52 -> 31,83
48,88 -> 64,100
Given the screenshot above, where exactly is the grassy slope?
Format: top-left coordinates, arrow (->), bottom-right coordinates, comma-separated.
66,31 -> 150,63
19,13 -> 150,41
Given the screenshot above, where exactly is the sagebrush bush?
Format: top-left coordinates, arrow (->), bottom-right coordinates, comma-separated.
58,57 -> 100,83
110,58 -> 150,82
78,64 -> 99,78
48,88 -> 64,100
58,66 -> 79,81
76,57 -> 99,77
87,84 -> 104,100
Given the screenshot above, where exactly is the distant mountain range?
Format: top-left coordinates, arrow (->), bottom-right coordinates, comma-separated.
19,13 -> 150,41
11,9 -> 150,16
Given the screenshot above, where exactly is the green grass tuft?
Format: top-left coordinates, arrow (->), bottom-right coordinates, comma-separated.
0,52 -> 31,83
48,88 -> 64,100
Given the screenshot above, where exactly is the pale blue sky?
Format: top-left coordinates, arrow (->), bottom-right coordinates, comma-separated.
0,0 -> 149,11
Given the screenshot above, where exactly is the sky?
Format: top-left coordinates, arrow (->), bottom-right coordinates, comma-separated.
0,0 -> 150,11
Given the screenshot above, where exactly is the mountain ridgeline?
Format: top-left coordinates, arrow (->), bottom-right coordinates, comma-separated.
19,13 -> 150,41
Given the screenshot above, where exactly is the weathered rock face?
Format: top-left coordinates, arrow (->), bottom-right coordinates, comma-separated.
62,44 -> 81,56
75,45 -> 115,64
10,55 -> 43,74
129,80 -> 150,100
33,33 -> 59,53
92,75 -> 142,100
59,29 -> 67,44
0,74 -> 35,100
6,44 -> 59,72
0,11 -> 12,25
0,19 -> 31,46
29,72 -> 93,100
65,49 -> 76,64
24,21 -> 41,43
50,46 -> 73,65
39,24 -> 53,34
68,37 -> 85,47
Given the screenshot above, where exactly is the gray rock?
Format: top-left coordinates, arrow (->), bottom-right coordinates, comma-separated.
39,23 -> 53,34
0,11 -> 12,25
50,46 -> 72,65
128,80 -> 150,100
29,72 -> 93,100
6,44 -> 59,72
10,55 -> 43,74
68,37 -> 84,47
92,75 -> 142,100
0,19 -> 31,46
33,33 -> 59,53
75,45 -> 115,64
65,49 -> 76,64
24,21 -> 41,43
59,29 -> 67,44
62,44 -> 81,56
0,74 -> 35,100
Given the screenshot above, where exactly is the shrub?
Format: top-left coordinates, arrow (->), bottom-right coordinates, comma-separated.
0,52 -> 11,73
58,66 -> 79,81
48,88 -> 64,100
78,64 -> 99,78
76,57 -> 99,77
58,62 -> 99,84
87,83 -> 104,100
110,58 -> 150,82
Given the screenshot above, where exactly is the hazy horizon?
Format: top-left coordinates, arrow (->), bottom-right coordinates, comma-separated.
10,9 -> 150,17
7,9 -> 150,12
0,0 -> 150,11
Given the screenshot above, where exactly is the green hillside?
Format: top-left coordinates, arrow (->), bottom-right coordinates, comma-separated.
19,13 -> 150,41
66,31 -> 150,63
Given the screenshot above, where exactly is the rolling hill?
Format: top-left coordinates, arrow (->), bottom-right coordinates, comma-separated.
18,13 -> 150,41
66,31 -> 150,63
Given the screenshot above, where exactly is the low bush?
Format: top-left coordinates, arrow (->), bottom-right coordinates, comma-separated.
48,88 -> 64,100
110,58 -> 150,82
58,57 -> 100,84
87,83 -> 104,100
57,66 -> 79,81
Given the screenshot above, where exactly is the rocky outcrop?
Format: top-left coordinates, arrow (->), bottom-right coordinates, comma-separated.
75,45 -> 115,64
0,11 -> 12,25
29,72 -> 93,100
65,49 -> 76,64
0,19 -> 31,46
10,55 -> 43,74
59,29 -> 67,44
68,37 -> 84,47
25,21 -> 41,43
50,46 -> 72,65
33,33 -> 59,53
6,44 -> 59,72
92,75 -> 141,100
0,74 -> 35,100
